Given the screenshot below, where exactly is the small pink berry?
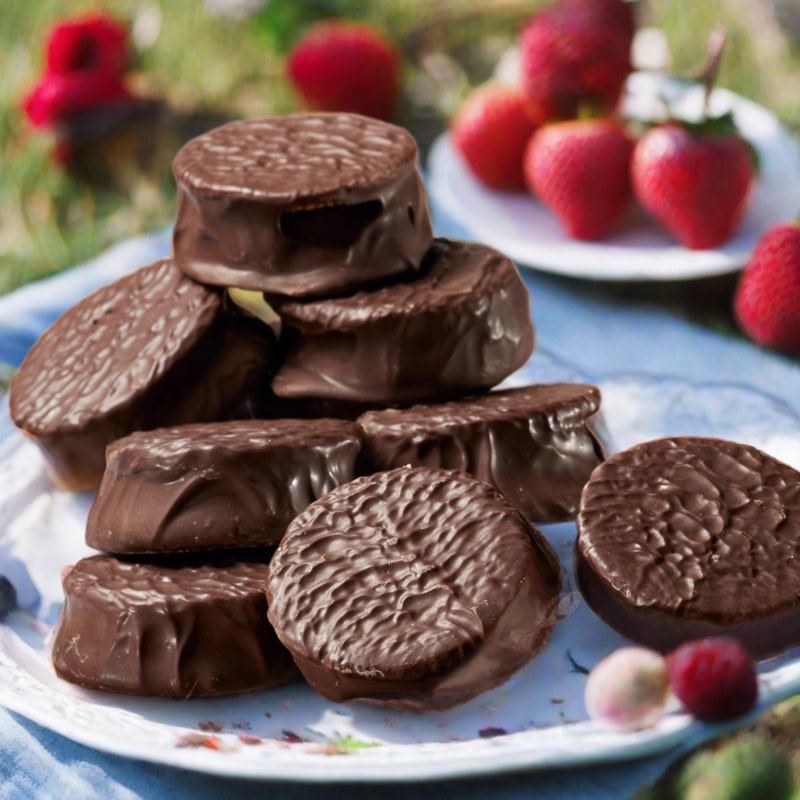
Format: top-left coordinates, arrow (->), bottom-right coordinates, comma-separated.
667,637 -> 758,721
585,647 -> 670,731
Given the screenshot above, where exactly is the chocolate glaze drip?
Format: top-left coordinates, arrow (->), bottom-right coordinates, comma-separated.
576,436 -> 800,658
9,259 -> 278,491
52,555 -> 295,697
357,383 -> 604,522
267,466 -> 561,710
87,419 -> 364,554
270,238 -> 535,405
172,114 -> 433,298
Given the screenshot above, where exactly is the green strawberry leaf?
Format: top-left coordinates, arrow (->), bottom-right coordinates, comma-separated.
680,112 -> 760,172
624,109 -> 760,172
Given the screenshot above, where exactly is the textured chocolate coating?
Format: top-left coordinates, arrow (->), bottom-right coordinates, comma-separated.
270,238 -> 535,404
9,259 -> 277,491
87,419 -> 364,554
172,114 -> 433,297
52,555 -> 295,697
576,436 -> 800,659
267,466 -> 561,710
358,383 -> 604,522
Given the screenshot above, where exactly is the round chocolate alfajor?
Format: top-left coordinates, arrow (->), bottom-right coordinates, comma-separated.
357,383 -> 604,522
9,259 -> 277,491
87,418 -> 364,554
52,555 -> 296,697
576,436 -> 800,659
266,466 -> 562,710
270,238 -> 535,405
172,113 -> 432,298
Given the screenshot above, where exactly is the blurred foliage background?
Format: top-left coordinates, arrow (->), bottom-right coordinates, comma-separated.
2,0 -> 800,296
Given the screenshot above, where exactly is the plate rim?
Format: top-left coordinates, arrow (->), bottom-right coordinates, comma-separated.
0,621 -> 701,783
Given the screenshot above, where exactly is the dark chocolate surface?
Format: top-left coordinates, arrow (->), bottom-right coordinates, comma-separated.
9,260 -> 277,491
172,114 -> 433,297
52,555 -> 295,697
576,436 -> 800,658
267,466 -> 561,710
270,238 -> 535,405
357,383 -> 604,522
87,418 -> 363,554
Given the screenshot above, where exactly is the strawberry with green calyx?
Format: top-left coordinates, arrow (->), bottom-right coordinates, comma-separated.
630,27 -> 757,250
524,115 -> 634,241
631,112 -> 755,249
451,84 -> 542,192
734,222 -> 800,353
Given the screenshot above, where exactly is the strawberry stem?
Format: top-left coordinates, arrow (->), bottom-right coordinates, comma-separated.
697,24 -> 727,114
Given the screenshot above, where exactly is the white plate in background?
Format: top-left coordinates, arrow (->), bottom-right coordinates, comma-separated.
428,72 -> 800,281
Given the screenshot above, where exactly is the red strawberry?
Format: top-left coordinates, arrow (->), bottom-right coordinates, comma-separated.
524,117 -> 633,240
287,21 -> 400,120
667,638 -> 758,722
734,222 -> 800,352
451,85 -> 541,192
631,114 -> 755,249
555,0 -> 636,43
519,2 -> 633,121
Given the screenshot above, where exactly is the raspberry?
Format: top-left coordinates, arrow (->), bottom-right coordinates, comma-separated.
667,638 -> 758,721
45,13 -> 130,79
21,12 -> 132,130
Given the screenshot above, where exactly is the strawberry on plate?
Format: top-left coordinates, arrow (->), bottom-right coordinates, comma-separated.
554,0 -> 636,43
519,0 -> 633,121
631,112 -> 756,250
734,222 -> 800,353
524,117 -> 634,240
287,21 -> 400,120
451,84 -> 541,192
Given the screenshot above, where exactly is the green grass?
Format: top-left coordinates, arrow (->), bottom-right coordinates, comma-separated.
2,0 -> 800,294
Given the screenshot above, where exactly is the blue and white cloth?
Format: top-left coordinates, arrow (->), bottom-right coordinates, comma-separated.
1,204 -> 799,799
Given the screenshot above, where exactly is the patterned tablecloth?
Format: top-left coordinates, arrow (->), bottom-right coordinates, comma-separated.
1,201 -> 799,799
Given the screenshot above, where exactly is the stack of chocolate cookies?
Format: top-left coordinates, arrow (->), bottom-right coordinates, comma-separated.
10,113 -> 605,707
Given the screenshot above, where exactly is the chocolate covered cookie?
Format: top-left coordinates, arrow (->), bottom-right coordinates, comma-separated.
358,383 -> 604,522
9,259 -> 276,491
270,238 -> 535,405
87,419 -> 363,554
266,466 -> 561,711
172,114 -> 432,298
52,555 -> 295,697
576,436 -> 800,659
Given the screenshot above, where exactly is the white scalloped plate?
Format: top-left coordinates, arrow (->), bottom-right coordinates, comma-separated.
2,375 -> 800,781
428,72 -> 800,281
